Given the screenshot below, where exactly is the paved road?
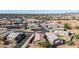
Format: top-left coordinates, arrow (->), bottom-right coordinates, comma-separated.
14,33 -> 32,48
39,24 -> 49,33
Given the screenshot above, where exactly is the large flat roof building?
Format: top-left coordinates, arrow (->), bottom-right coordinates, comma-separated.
27,23 -> 41,30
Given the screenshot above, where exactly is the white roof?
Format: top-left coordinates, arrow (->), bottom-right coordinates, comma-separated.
45,32 -> 59,41
28,23 -> 40,29
28,23 -> 38,26
1,32 -> 9,37
7,32 -> 20,38
11,18 -> 22,21
53,28 -> 64,30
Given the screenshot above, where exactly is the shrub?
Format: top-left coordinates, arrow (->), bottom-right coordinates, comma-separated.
65,41 -> 75,46
64,23 -> 71,29
68,42 -> 75,46
75,34 -> 79,39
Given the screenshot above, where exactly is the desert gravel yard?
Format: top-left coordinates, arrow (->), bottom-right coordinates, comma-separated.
58,40 -> 79,48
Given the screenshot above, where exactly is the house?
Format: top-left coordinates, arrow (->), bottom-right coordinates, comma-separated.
54,31 -> 69,36
7,32 -> 26,43
44,23 -> 64,29
11,18 -> 23,24
7,32 -> 20,41
0,32 -> 10,40
0,28 -> 7,34
0,18 -> 10,25
26,19 -> 39,23
27,23 -> 41,30
45,32 -> 65,45
53,28 -> 64,31
45,23 -> 58,29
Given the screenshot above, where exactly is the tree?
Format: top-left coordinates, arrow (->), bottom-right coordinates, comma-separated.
64,23 -> 71,29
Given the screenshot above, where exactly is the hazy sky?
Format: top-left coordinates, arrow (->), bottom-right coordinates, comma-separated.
0,10 -> 79,14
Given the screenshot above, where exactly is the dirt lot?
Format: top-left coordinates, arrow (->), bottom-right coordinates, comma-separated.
52,20 -> 79,26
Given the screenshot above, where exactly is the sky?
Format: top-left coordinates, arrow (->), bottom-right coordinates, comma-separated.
0,10 -> 79,14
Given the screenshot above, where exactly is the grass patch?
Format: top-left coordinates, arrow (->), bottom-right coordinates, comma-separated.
64,40 -> 75,46
38,41 -> 50,48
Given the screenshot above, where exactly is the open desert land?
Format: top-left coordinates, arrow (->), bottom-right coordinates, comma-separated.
52,20 -> 79,33
51,20 -> 79,48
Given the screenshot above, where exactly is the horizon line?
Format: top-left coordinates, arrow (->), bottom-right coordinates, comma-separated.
0,10 -> 79,14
